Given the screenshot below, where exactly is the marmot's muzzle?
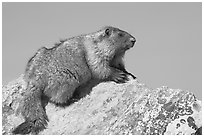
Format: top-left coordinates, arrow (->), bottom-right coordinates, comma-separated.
130,37 -> 136,46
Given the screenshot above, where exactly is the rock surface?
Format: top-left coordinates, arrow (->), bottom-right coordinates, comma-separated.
2,75 -> 202,135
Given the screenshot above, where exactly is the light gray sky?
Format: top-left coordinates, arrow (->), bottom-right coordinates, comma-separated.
2,2 -> 202,99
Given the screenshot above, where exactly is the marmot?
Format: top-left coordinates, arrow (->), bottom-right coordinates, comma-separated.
12,26 -> 136,134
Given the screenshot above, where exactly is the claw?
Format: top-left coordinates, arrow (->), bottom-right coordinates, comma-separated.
112,69 -> 129,84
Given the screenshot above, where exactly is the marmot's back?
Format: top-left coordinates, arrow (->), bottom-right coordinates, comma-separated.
25,38 -> 91,87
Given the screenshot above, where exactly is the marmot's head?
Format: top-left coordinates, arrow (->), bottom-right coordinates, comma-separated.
95,26 -> 136,59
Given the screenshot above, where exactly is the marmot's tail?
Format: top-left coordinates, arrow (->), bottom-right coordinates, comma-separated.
12,121 -> 30,134
12,85 -> 48,135
12,118 -> 48,135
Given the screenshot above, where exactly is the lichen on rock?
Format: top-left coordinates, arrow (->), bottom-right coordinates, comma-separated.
2,76 -> 202,135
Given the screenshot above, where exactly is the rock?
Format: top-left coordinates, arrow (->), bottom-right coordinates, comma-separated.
2,76 -> 202,135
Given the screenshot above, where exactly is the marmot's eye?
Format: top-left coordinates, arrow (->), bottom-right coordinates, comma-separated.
118,33 -> 124,37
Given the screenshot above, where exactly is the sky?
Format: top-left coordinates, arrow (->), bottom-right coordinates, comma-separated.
2,2 -> 202,99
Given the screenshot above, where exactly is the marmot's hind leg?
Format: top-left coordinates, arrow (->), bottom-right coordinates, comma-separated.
45,73 -> 79,104
49,82 -> 78,104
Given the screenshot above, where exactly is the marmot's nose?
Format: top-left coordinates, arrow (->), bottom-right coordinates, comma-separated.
130,37 -> 136,45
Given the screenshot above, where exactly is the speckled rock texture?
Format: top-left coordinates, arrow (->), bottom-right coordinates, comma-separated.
2,75 -> 202,135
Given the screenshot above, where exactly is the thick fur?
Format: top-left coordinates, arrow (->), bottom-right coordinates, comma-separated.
12,26 -> 136,134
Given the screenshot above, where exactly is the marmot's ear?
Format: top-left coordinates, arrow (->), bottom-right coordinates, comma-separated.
104,28 -> 111,37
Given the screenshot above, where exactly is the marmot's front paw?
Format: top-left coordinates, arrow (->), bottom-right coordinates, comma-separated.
111,69 -> 129,83
124,70 -> 136,79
